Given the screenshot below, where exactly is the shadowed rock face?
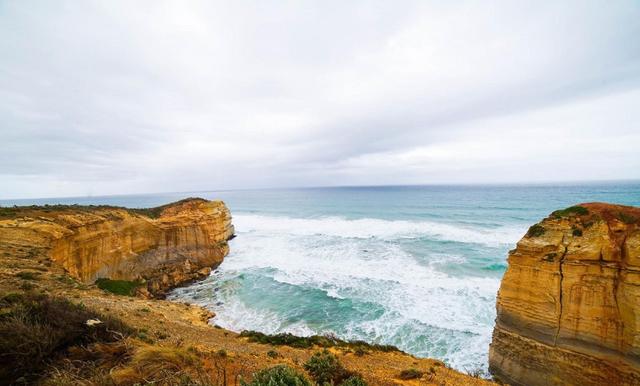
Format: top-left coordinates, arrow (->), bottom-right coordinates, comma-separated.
0,198 -> 234,297
490,203 -> 640,386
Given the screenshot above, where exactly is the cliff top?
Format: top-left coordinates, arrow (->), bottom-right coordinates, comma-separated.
0,197 -> 217,220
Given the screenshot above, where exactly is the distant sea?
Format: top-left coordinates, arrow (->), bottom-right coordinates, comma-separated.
3,182 -> 639,372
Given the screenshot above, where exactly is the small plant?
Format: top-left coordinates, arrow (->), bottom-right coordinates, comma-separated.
242,365 -> 311,386
139,307 -> 151,313
304,349 -> 352,385
266,350 -> 279,358
340,375 -> 368,386
398,368 -> 423,380
572,228 -> 583,237
217,349 -> 227,357
95,278 -> 140,296
552,205 -> 589,218
618,212 -> 638,224
354,346 -> 367,356
526,224 -> 545,237
16,271 -> 40,280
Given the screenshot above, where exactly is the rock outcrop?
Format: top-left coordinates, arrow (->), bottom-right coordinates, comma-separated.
0,198 -> 234,297
489,203 -> 640,386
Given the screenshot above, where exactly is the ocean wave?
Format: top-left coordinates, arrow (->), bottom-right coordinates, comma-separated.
233,213 -> 524,247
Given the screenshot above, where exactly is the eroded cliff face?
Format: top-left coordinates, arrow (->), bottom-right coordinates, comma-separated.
490,203 -> 640,386
0,198 -> 234,297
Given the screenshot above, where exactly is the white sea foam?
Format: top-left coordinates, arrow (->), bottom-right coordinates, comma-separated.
171,212 -> 511,373
233,213 -> 523,247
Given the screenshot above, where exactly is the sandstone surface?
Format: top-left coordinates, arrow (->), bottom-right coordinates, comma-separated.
490,202 -> 640,385
0,197 -> 235,297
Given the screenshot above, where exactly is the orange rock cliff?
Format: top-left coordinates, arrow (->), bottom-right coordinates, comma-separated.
490,202 -> 640,385
0,198 -> 234,297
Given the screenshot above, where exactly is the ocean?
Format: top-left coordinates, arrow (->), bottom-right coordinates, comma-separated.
3,182 -> 639,373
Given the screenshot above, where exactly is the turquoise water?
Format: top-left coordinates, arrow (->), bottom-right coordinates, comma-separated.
3,182 -> 639,372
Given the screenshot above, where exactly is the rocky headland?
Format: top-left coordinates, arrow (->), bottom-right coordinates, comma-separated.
0,198 -> 491,385
490,202 -> 640,385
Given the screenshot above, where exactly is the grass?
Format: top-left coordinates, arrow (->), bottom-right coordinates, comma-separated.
0,197 -> 208,220
95,278 -> 141,296
398,368 -> 423,380
0,292 -> 133,384
526,224 -> 545,237
552,205 -> 589,218
618,211 -> 638,224
239,330 -> 399,352
16,271 -> 41,280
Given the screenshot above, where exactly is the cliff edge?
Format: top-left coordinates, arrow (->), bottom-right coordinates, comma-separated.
489,202 -> 640,385
0,197 -> 235,297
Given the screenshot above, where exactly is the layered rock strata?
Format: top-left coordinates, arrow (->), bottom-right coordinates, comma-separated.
490,203 -> 640,386
0,198 -> 234,297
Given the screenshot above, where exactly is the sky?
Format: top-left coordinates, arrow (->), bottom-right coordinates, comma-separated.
1,0 -> 639,199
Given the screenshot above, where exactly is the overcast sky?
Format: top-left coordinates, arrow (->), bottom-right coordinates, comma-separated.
1,1 -> 639,199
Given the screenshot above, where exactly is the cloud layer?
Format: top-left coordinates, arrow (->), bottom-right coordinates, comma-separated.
1,0 -> 639,198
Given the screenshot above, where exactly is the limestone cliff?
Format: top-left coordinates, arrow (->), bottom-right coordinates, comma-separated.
0,198 -> 234,297
489,203 -> 640,386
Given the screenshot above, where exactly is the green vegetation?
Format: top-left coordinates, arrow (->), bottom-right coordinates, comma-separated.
16,271 -> 41,280
398,368 -> 423,380
526,224 -> 545,237
552,205 -> 589,218
267,349 -> 280,358
618,211 -> 638,224
95,278 -> 141,296
304,349 -> 354,385
572,228 -> 583,237
340,376 -> 368,386
129,197 -> 208,218
0,197 -> 208,220
0,292 -> 132,384
242,365 -> 311,386
239,330 -> 398,352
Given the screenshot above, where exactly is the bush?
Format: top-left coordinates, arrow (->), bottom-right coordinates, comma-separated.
398,368 -> 423,380
267,350 -> 279,358
0,292 -> 132,384
572,228 -> 583,237
340,375 -> 368,386
239,330 -> 398,352
242,365 -> 311,386
16,271 -> 40,280
526,224 -> 545,237
618,212 -> 638,224
552,205 -> 589,218
304,349 -> 353,385
95,278 -> 141,296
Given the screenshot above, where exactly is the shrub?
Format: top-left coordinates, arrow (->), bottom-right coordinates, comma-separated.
304,349 -> 353,385
572,228 -> 583,237
95,278 -> 140,296
242,365 -> 311,386
398,368 -> 423,380
0,292 -> 132,384
340,375 -> 368,386
552,205 -> 589,218
618,212 -> 638,224
16,271 -> 40,280
526,224 -> 545,237
239,330 -> 398,352
267,350 -> 279,358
